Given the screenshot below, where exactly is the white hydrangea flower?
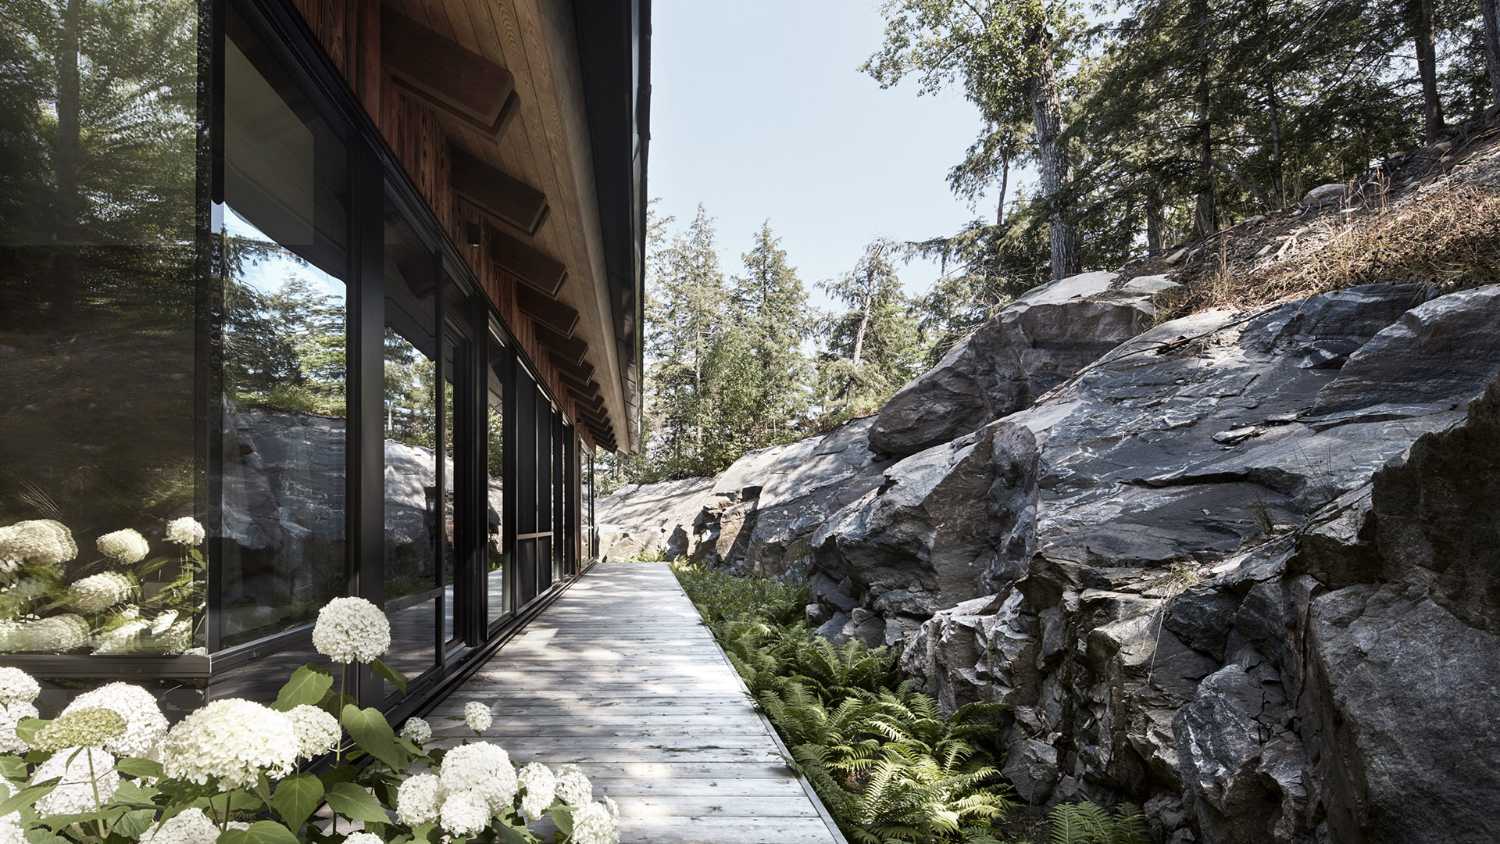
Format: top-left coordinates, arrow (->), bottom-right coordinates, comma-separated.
603,795 -> 619,819
1,614 -> 91,653
96,529 -> 150,565
141,807 -> 221,844
438,790 -> 489,837
67,572 -> 135,614
0,666 -> 39,705
164,517 -> 205,547
311,597 -> 390,664
462,701 -> 492,734
439,741 -> 516,813
159,699 -> 297,789
0,701 -> 38,754
342,834 -> 383,844
554,763 -> 593,808
287,705 -> 341,761
570,801 -> 619,844
395,772 -> 443,826
149,610 -> 178,635
0,816 -> 21,844
517,762 -> 556,821
0,520 -> 77,566
60,682 -> 169,759
32,747 -> 119,816
399,716 -> 431,745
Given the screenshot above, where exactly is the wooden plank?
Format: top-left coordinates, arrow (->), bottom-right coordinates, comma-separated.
382,5 -> 518,142
487,224 -> 568,296
421,561 -> 843,843
450,145 -> 549,235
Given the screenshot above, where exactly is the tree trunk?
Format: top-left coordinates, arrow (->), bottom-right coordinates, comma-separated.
1408,0 -> 1445,141
850,274 -> 871,368
1482,0 -> 1500,110
1026,25 -> 1077,280
53,0 -> 83,324
1192,0 -> 1218,237
1266,77 -> 1285,208
996,153 -> 1009,227
1145,192 -> 1164,257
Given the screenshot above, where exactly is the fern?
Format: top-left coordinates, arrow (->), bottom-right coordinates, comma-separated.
1045,802 -> 1150,844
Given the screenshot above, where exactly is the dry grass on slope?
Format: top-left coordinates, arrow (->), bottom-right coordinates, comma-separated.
1161,182 -> 1500,318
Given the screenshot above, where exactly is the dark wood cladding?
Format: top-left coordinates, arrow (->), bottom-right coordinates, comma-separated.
288,0 -> 606,447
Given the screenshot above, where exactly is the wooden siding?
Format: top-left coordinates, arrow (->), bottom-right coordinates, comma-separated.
289,0 -> 615,448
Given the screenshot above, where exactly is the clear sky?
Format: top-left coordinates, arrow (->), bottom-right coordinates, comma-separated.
649,0 -> 1012,309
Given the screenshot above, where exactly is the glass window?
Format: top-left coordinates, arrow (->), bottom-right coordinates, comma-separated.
486,347 -> 508,628
216,8 -> 350,646
381,202 -> 439,683
0,0 -> 203,655
441,331 -> 464,647
536,392 -> 553,593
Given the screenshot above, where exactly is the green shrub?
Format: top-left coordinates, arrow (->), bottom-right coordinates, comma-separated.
1043,802 -> 1149,844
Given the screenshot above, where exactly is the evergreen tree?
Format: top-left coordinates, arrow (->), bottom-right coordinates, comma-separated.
728,222 -> 813,445
815,240 -> 926,425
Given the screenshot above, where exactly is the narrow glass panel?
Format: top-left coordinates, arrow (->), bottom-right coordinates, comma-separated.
441,336 -> 460,645
218,10 -> 348,646
486,354 -> 508,628
0,2 -> 202,655
381,203 -> 438,681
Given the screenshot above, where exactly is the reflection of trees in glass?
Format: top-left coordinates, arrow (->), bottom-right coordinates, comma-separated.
384,328 -> 437,449
223,240 -> 347,417
0,0 -> 202,655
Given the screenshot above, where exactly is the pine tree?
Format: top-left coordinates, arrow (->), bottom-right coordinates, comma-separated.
729,221 -> 813,445
815,240 -> 926,425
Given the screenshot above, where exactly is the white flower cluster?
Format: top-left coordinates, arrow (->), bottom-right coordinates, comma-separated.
0,666 -> 40,706
395,772 -> 443,826
517,762 -> 556,821
0,780 -> 19,844
287,704 -> 341,760
440,741 -> 517,813
60,682 -> 168,759
96,529 -> 150,565
341,834 -> 383,844
91,620 -> 149,655
140,808 -> 222,844
311,597 -> 390,664
0,520 -> 77,567
67,571 -> 135,614
571,799 -> 621,844
164,517 -> 205,547
463,700 -> 492,734
399,716 -> 431,745
32,747 -> 120,816
554,763 -> 593,808
159,699 -> 297,789
0,614 -> 91,653
439,791 -> 490,836
0,700 -> 38,754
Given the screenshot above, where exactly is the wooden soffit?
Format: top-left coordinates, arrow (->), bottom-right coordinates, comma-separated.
487,223 -> 568,297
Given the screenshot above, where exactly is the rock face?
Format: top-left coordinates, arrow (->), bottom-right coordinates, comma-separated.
869,271 -> 1178,457
594,416 -> 891,575
893,285 -> 1500,842
810,423 -> 1039,643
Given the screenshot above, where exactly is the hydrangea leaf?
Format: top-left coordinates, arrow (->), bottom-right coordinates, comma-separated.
0,778 -> 58,816
547,805 -> 574,836
495,821 -> 536,843
109,780 -> 158,808
324,781 -> 388,824
370,658 -> 408,695
114,757 -> 163,780
270,773 -> 324,831
272,666 -> 334,712
340,705 -> 404,771
110,808 -> 157,839
0,755 -> 25,781
219,820 -> 299,844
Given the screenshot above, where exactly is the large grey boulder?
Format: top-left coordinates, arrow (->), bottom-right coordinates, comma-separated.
811,422 -> 1039,624
595,475 -> 716,561
869,271 -> 1176,457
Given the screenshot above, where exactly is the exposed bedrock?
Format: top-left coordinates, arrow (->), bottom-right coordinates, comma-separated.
895,285 -> 1500,842
869,271 -> 1178,458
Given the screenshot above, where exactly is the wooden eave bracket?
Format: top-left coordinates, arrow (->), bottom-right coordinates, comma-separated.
382,7 -> 518,142
516,284 -> 580,338
451,146 -> 549,236
488,224 -> 568,297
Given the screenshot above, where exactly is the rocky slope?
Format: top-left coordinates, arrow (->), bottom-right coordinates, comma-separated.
596,242 -> 1500,841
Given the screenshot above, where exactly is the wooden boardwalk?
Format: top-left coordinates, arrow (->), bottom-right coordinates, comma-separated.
427,562 -> 843,844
